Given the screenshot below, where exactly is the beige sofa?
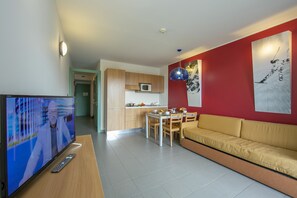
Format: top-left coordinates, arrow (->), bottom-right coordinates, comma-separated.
180,114 -> 297,197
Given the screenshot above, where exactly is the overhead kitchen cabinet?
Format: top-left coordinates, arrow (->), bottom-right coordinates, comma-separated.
125,72 -> 164,93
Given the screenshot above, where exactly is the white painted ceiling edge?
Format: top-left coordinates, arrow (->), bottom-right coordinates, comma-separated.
56,0 -> 297,69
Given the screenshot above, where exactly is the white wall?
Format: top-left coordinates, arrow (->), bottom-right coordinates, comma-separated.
0,1 -> 71,96
99,59 -> 168,130
125,91 -> 160,105
160,65 -> 169,106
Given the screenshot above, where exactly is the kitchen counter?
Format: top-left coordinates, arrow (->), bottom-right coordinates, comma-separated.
125,106 -> 167,109
125,106 -> 168,130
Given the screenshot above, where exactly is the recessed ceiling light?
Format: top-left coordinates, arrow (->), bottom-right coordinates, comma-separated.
159,28 -> 167,34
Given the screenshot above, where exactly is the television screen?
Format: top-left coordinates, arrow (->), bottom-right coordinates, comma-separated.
5,96 -> 75,196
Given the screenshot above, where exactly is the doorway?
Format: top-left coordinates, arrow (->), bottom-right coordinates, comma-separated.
69,68 -> 101,132
75,83 -> 91,117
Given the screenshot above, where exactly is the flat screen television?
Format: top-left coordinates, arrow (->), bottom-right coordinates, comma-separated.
0,95 -> 75,198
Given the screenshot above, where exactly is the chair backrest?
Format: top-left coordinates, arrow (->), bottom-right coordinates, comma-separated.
169,113 -> 183,129
149,117 -> 158,124
185,112 -> 197,122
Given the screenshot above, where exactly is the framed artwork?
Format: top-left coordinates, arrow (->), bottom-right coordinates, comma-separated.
252,31 -> 291,114
185,60 -> 202,107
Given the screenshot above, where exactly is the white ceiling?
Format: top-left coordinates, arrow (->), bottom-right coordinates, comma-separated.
56,0 -> 297,69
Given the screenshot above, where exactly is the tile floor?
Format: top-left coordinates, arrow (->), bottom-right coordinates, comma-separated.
75,117 -> 289,198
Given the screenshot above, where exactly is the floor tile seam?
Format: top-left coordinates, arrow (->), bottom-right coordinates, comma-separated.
111,180 -> 142,198
109,177 -> 135,189
160,185 -> 182,198
231,181 -> 255,198
131,167 -> 171,183
132,169 -> 177,185
174,171 -> 193,181
137,148 -> 194,165
131,179 -> 163,195
124,163 -> 165,179
138,159 -> 176,172
192,171 -> 230,192
134,180 -> 174,198
129,158 -> 178,179
104,141 -> 138,188
124,139 -> 161,159
157,164 -> 194,182
140,187 -> 173,198
161,176 -> 194,197
170,171 -> 193,181
125,157 -> 171,179
118,145 -> 181,181
132,155 -> 178,171
109,139 -> 134,169
137,151 -> 178,161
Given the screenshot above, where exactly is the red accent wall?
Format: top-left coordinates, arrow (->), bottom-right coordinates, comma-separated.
168,19 -> 297,125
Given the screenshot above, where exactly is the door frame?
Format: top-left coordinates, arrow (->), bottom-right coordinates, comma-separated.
69,68 -> 101,132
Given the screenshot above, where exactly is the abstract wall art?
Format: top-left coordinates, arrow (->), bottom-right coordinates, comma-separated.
252,31 -> 291,114
185,60 -> 202,107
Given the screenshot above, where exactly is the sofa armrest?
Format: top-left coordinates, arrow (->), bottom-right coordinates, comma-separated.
180,121 -> 199,140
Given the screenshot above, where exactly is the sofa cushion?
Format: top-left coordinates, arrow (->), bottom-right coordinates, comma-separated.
184,127 -> 297,179
238,140 -> 297,179
184,127 -> 239,151
198,114 -> 242,137
241,120 -> 297,152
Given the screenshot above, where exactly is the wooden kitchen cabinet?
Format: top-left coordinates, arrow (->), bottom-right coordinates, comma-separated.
125,72 -> 164,93
107,108 -> 125,131
125,108 -> 141,129
125,107 -> 167,129
151,75 -> 164,93
138,74 -> 152,84
125,108 -> 149,129
125,72 -> 139,90
105,69 -> 125,131
158,76 -> 164,93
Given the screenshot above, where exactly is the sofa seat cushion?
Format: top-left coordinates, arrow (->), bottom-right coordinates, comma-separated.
184,127 -> 240,152
183,127 -> 297,179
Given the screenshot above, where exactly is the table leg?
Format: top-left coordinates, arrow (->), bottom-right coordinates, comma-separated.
145,113 -> 148,138
159,116 -> 163,147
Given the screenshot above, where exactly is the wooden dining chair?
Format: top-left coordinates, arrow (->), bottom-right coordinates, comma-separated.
148,117 -> 163,141
162,113 -> 183,147
185,112 -> 197,122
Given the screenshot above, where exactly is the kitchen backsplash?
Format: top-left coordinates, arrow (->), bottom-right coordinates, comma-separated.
125,91 -> 160,105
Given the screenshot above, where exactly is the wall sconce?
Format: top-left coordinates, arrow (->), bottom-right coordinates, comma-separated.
59,41 -> 68,56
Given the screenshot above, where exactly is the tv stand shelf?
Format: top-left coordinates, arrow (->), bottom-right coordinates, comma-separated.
16,135 -> 104,198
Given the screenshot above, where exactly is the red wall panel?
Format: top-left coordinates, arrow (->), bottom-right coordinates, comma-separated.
168,19 -> 297,125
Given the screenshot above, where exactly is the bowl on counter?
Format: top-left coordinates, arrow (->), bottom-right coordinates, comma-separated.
164,111 -> 170,115
152,109 -> 158,114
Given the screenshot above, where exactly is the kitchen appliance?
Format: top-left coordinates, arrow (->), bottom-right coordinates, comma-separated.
139,83 -> 151,92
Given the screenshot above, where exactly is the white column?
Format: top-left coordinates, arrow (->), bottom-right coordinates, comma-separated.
145,113 -> 149,138
159,116 -> 163,147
